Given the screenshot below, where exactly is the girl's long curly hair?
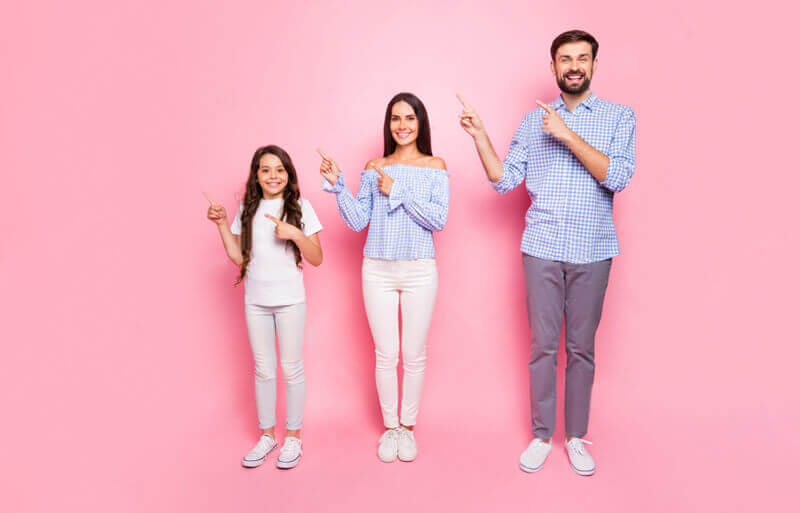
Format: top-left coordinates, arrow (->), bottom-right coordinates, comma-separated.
237,145 -> 304,284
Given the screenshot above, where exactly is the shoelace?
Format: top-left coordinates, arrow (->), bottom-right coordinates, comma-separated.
566,438 -> 592,455
524,438 -> 551,456
379,429 -> 398,444
254,435 -> 275,452
281,437 -> 302,457
396,428 -> 414,443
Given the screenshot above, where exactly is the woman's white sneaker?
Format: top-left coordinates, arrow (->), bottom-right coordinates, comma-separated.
564,437 -> 595,476
276,436 -> 303,469
519,438 -> 552,472
377,429 -> 400,462
241,434 -> 277,468
397,428 -> 417,462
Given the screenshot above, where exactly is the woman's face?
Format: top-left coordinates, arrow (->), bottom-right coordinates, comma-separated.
389,101 -> 419,149
257,153 -> 289,199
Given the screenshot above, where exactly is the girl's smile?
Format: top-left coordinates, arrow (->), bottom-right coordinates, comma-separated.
257,153 -> 289,199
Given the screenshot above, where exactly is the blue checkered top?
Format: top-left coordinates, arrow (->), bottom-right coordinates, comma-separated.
322,164 -> 450,259
493,93 -> 636,263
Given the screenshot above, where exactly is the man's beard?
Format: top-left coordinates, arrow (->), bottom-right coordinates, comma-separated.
557,73 -> 592,95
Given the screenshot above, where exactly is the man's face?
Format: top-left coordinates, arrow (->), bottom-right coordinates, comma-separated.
551,41 -> 596,95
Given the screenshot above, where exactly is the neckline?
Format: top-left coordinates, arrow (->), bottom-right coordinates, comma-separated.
378,163 -> 447,171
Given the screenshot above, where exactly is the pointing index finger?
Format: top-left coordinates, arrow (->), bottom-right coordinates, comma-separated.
264,213 -> 280,223
536,100 -> 553,113
316,148 -> 331,161
456,93 -> 471,109
202,192 -> 216,205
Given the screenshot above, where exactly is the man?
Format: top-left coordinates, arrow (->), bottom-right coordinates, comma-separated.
458,29 -> 636,476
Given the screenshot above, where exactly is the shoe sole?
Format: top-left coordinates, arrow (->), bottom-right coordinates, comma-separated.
398,453 -> 416,462
519,447 -> 551,473
568,462 -> 595,476
276,454 -> 301,469
519,455 -> 548,473
564,448 -> 595,476
241,446 -> 276,468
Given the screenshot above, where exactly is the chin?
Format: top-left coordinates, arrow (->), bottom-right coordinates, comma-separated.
394,138 -> 417,147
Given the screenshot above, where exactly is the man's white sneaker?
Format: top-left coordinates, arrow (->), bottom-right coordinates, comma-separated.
377,429 -> 399,462
519,438 -> 552,472
241,434 -> 277,468
565,437 -> 595,476
276,436 -> 303,469
397,428 -> 417,462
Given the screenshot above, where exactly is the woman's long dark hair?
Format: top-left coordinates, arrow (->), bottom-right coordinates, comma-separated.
383,92 -> 432,157
237,145 -> 304,284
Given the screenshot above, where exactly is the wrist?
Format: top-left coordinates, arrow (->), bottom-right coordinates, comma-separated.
561,128 -> 578,145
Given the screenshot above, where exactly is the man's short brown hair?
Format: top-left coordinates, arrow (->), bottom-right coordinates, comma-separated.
550,30 -> 599,61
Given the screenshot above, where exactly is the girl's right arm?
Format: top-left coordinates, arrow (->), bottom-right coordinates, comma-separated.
207,204 -> 243,266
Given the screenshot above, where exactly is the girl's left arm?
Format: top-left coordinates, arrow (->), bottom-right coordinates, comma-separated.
265,211 -> 323,266
294,232 -> 323,266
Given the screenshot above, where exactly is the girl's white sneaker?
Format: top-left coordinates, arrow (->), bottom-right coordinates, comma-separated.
377,429 -> 400,462
397,428 -> 417,462
276,436 -> 303,469
242,434 -> 277,468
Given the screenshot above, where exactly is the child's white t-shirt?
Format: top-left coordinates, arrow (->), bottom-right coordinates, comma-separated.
230,197 -> 323,306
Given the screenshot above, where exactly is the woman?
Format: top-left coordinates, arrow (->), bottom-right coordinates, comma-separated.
318,92 -> 449,463
207,145 -> 323,469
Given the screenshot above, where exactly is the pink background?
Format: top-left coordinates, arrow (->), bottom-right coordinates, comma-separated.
2,0 -> 798,511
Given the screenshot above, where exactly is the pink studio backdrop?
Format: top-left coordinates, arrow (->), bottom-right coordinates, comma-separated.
2,1 -> 798,511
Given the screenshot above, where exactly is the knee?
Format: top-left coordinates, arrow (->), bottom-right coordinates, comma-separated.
531,338 -> 558,362
402,348 -> 426,374
565,338 -> 594,357
254,358 -> 277,382
375,347 -> 399,370
280,359 -> 305,385
565,341 -> 595,366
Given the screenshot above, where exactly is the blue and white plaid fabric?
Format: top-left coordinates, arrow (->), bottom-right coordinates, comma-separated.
493,93 -> 636,264
322,164 -> 450,259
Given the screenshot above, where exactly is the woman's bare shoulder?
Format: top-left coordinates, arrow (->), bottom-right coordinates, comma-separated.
364,157 -> 386,169
422,155 -> 447,170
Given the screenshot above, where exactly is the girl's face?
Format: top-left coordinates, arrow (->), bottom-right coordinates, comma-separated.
389,101 -> 418,149
257,153 -> 289,199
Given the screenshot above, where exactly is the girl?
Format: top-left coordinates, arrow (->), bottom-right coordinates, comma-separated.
207,145 -> 323,469
318,92 -> 449,463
